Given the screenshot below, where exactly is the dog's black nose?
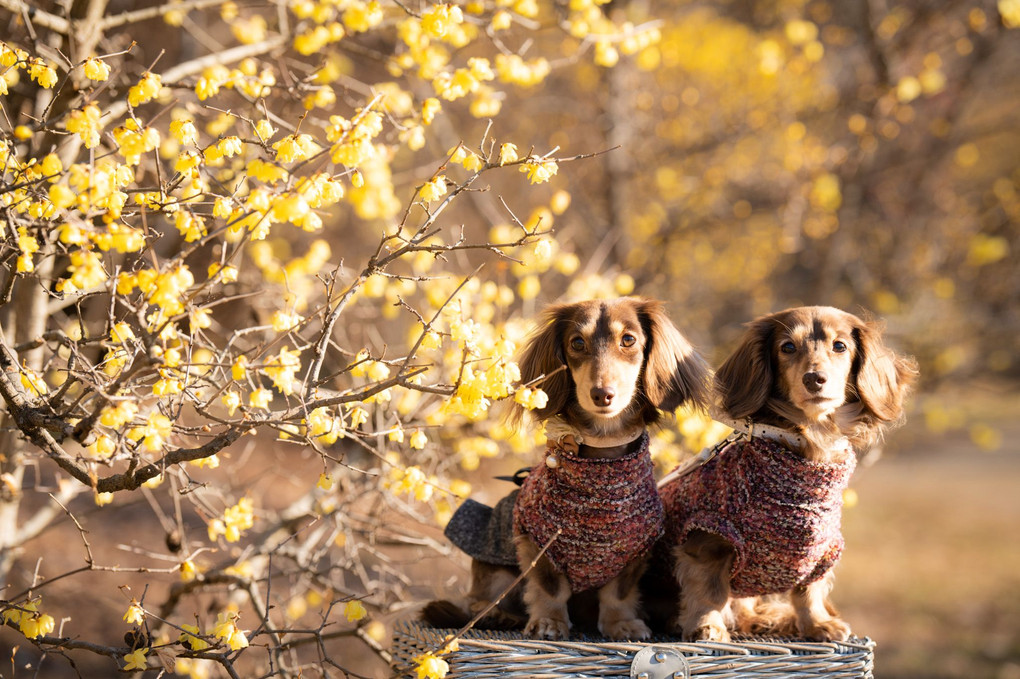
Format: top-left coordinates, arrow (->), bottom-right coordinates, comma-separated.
590,387 -> 615,407
803,371 -> 827,392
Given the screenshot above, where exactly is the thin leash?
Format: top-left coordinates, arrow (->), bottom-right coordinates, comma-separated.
656,417 -> 810,489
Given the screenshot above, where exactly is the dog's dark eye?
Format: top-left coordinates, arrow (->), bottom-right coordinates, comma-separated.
569,337 -> 586,352
621,333 -> 636,348
780,341 -> 796,354
833,340 -> 848,353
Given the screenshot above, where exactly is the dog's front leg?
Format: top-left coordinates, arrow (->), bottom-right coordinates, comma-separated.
673,530 -> 735,642
517,535 -> 572,639
596,556 -> 652,640
791,571 -> 851,641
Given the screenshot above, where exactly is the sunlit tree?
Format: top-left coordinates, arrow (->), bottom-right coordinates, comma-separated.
0,1 -> 666,676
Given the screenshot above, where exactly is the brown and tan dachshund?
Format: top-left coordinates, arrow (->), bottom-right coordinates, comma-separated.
659,306 -> 917,642
425,297 -> 710,639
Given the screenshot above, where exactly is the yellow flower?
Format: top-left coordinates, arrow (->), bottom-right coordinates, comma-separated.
95,491 -> 114,506
594,41 -> 619,67
342,0 -> 383,33
491,10 -> 512,31
190,454 -> 219,469
66,103 -> 104,149
422,3 -> 463,38
422,97 -> 441,124
133,413 -> 170,451
249,387 -> 272,410
179,623 -> 210,651
1002,0 -> 1020,28
98,399 -> 137,430
419,176 -> 447,202
273,133 -> 318,163
213,611 -> 249,650
306,407 -> 345,444
520,159 -> 558,184
29,59 -> 58,88
232,355 -> 249,380
217,136 -> 244,158
348,406 -> 369,427
513,387 -> 548,410
86,434 -> 116,458
8,602 -> 56,640
343,599 -> 367,622
180,559 -> 198,582
414,652 -> 450,679
123,601 -> 144,625
82,57 -> 110,81
169,118 -> 198,146
221,390 -> 241,416
409,429 -> 428,449
128,71 -> 162,107
254,118 -> 276,141
317,472 -> 334,490
264,346 -> 302,395
19,366 -> 48,396
123,648 -> 148,671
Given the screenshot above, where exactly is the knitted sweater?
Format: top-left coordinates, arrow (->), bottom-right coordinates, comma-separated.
513,432 -> 664,592
659,436 -> 856,597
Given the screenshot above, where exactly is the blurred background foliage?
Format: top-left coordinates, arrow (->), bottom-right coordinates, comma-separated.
1,0 -> 1018,677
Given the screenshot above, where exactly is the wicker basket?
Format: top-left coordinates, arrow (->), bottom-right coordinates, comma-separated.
392,620 -> 875,678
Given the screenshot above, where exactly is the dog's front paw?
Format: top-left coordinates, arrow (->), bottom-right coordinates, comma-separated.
801,617 -> 851,642
679,610 -> 731,642
525,616 -> 570,640
685,622 -> 731,642
601,617 -> 651,641
681,611 -> 730,644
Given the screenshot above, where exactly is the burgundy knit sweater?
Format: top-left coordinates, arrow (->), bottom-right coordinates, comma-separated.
660,437 -> 856,597
513,432 -> 663,592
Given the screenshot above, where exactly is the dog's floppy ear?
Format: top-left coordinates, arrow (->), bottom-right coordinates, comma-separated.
635,299 -> 711,413
506,303 -> 575,431
715,317 -> 776,419
851,320 -> 918,423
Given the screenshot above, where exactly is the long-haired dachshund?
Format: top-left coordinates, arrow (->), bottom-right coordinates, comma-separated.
424,297 -> 710,639
658,306 -> 917,642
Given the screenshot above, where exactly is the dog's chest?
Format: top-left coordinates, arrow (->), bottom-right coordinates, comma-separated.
513,434 -> 664,592
662,437 -> 856,595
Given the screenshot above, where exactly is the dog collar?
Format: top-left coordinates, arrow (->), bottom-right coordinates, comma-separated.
543,416 -> 646,450
715,416 -> 808,451
657,418 -> 850,488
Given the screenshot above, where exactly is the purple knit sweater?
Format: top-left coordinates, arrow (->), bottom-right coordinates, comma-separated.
660,437 -> 856,597
513,432 -> 664,592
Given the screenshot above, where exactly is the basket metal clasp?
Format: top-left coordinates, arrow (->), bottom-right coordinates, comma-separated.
630,646 -> 689,679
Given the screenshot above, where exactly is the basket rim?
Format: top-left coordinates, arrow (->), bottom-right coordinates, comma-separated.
393,618 -> 877,656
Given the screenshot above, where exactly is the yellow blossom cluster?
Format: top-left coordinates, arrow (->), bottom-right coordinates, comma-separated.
385,464 -> 436,502
413,636 -> 458,679
194,59 -> 275,101
122,648 -> 148,671
213,610 -> 250,650
307,407 -> 346,445
264,346 -> 302,395
0,8 -> 649,668
2,599 -> 55,639
123,600 -> 145,625
179,623 -> 211,651
208,497 -> 255,542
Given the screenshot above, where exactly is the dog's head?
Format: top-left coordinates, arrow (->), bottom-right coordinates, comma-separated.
508,297 -> 710,436
715,306 -> 918,438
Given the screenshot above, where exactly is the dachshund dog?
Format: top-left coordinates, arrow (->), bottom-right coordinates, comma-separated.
658,306 -> 917,642
424,297 -> 710,640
